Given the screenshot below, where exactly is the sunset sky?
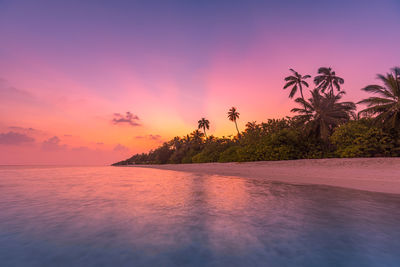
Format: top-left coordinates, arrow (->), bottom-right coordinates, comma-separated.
1,0 -> 399,165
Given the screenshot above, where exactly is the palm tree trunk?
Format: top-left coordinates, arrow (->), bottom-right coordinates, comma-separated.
299,85 -> 304,100
299,83 -> 307,111
203,126 -> 207,139
234,120 -> 240,136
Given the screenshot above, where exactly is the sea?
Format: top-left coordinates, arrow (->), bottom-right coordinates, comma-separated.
1,166 -> 400,267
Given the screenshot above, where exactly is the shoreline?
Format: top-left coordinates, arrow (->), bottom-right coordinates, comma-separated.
129,158 -> 400,194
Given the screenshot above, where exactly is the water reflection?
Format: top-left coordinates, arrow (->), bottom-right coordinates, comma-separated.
0,166 -> 400,266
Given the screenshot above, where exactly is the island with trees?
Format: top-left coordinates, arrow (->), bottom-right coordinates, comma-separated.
113,67 -> 400,165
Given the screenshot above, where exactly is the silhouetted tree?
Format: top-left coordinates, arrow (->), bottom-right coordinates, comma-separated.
292,89 -> 356,141
228,107 -> 240,136
112,66 -> 400,166
283,68 -> 311,101
314,67 -> 344,96
358,67 -> 400,130
197,118 -> 210,138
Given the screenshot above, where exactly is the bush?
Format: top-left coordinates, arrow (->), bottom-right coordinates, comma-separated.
331,120 -> 395,157
218,146 -> 241,162
113,117 -> 399,166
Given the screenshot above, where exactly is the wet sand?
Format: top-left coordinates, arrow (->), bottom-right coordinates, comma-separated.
132,158 -> 400,194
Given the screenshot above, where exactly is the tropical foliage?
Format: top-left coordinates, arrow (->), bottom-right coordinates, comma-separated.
291,89 -> 356,141
113,67 -> 400,166
358,67 -> 400,130
331,119 -> 398,157
227,107 -> 240,136
283,69 -> 311,100
314,67 -> 344,96
198,118 -> 210,138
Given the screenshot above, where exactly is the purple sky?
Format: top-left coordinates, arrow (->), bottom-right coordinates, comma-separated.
0,0 -> 399,164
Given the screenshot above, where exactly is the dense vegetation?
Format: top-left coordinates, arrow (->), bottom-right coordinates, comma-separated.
113,67 -> 400,165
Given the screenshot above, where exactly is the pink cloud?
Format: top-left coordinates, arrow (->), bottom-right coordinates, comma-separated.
112,112 -> 140,126
7,126 -> 46,137
113,144 -> 130,152
8,126 -> 37,132
135,134 -> 162,141
41,136 -> 67,151
0,79 -> 40,105
0,131 -> 35,145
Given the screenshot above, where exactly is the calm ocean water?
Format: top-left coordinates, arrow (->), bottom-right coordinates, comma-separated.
0,166 -> 400,267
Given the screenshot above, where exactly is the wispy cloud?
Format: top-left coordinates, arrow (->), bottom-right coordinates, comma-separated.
8,126 -> 37,132
113,144 -> 130,152
0,132 -> 35,145
0,79 -> 36,104
71,146 -> 90,152
112,112 -> 141,126
7,126 -> 46,136
135,134 -> 162,141
41,136 -> 67,151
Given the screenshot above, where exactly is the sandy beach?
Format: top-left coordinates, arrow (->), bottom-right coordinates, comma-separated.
133,158 -> 400,194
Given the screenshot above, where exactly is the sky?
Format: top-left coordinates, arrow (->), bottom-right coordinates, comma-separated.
0,0 -> 399,165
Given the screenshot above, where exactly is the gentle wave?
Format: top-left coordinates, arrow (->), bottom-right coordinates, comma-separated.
1,166 -> 400,267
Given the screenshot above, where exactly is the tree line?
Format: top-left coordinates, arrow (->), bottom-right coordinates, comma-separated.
112,67 -> 400,165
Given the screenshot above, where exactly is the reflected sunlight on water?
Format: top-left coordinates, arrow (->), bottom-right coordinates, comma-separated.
0,166 -> 400,266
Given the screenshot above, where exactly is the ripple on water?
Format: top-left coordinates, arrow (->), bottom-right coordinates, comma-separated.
0,166 -> 400,267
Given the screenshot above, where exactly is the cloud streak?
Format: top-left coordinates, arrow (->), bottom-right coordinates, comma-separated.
0,79 -> 36,104
0,132 -> 35,145
113,144 -> 130,153
41,136 -> 67,151
8,126 -> 37,132
135,134 -> 162,141
112,112 -> 141,127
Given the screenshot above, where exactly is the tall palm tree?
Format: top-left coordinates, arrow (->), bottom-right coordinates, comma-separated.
358,67 -> 400,129
227,107 -> 240,136
190,130 -> 204,147
197,118 -> 210,138
314,67 -> 344,96
292,89 -> 356,141
283,69 -> 311,100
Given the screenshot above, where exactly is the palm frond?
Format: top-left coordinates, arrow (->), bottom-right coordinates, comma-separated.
361,84 -> 393,98
333,80 -> 341,91
317,67 -> 331,75
283,80 -> 296,89
284,76 -> 296,81
289,85 -> 298,98
301,81 -> 309,87
358,103 -> 396,115
357,97 -> 395,106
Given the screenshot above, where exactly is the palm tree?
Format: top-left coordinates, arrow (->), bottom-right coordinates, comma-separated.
291,89 -> 356,141
314,67 -> 344,96
169,136 -> 182,150
245,121 -> 258,131
227,107 -> 240,136
283,69 -> 311,100
358,67 -> 400,129
190,130 -> 204,148
197,118 -> 210,138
